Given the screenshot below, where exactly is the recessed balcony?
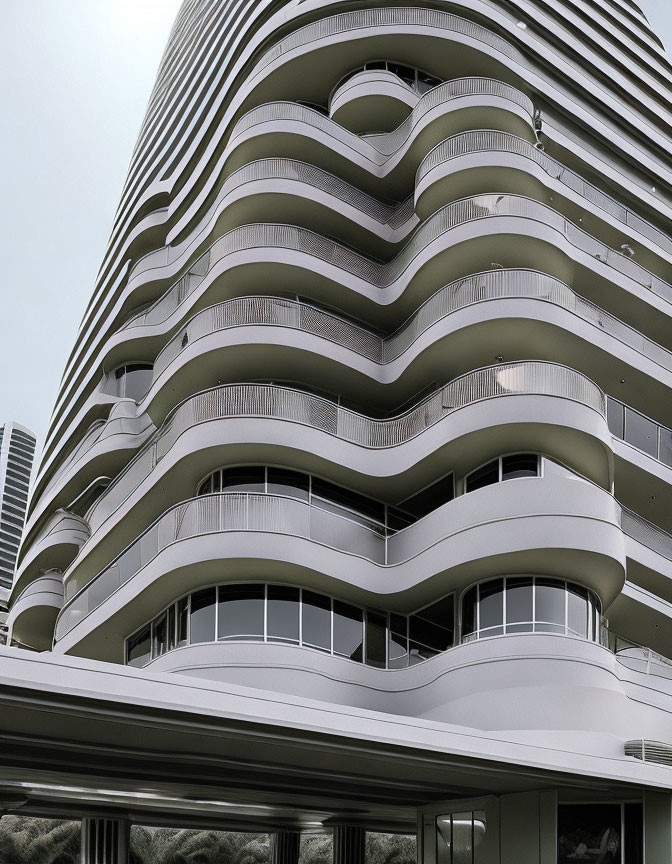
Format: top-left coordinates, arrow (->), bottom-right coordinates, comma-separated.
8,571 -> 64,652
329,70 -> 418,133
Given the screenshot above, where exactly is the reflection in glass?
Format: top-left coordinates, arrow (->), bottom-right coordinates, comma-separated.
127,625 -> 151,667
558,803 -> 622,864
479,579 -> 504,635
302,591 -> 331,651
535,579 -> 565,633
567,585 -> 588,637
506,577 -> 533,633
436,810 -> 487,864
333,601 -> 363,661
218,585 -> 264,640
625,408 -> 658,458
267,586 -> 300,642
190,588 -> 216,643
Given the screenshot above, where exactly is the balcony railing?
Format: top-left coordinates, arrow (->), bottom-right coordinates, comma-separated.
121,194 -> 672,335
418,131 -> 672,256
83,362 -> 604,535
607,397 -> 672,466
55,487 -> 672,646
150,269 -> 672,384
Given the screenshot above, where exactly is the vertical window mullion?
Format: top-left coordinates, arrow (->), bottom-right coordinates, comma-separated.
215,585 -> 219,641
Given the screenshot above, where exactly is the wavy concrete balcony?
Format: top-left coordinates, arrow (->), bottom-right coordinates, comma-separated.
329,70 -> 419,133
29,269 -> 672,560
244,6 -> 672,172
117,196 -> 672,349
11,510 -> 89,600
54,470 -> 624,656
9,572 -> 64,652
146,635 -> 672,739
58,361 -> 607,580
416,131 -> 672,269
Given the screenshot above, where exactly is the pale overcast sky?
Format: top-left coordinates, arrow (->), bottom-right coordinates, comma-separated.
0,0 -> 670,454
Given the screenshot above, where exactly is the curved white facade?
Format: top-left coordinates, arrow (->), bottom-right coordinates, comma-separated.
7,1 -> 672,860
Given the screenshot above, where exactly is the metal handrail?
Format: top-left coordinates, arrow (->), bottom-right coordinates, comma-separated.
150,269 -> 672,383
418,131 -> 672,255
83,361 -> 604,535
122,193 -> 672,334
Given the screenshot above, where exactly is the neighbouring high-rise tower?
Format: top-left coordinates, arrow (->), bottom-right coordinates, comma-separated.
4,1 -> 672,861
0,422 -> 35,599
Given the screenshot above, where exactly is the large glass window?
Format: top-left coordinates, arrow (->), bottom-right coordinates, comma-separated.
190,588 -> 216,643
461,577 -> 601,643
558,804 -> 623,864
267,586 -> 300,643
126,584 -> 455,671
114,363 -> 153,400
218,585 -> 264,641
465,455 -> 539,493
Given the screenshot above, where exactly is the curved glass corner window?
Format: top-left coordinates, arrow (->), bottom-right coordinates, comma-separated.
436,810 -> 486,864
465,454 -> 539,493
461,577 -> 601,643
126,584 -> 455,670
114,363 -> 153,400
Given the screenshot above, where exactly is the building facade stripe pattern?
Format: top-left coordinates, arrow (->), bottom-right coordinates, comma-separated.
6,0 -> 672,861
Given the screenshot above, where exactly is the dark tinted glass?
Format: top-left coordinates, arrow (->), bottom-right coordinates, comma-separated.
567,584 -> 588,637
409,615 -> 453,651
466,459 -> 499,492
127,625 -> 151,667
190,588 -> 216,643
388,614 -> 408,668
366,611 -> 387,667
461,587 -> 477,638
311,478 -> 385,522
220,466 -> 265,493
625,408 -> 658,457
505,577 -> 533,629
302,591 -> 331,650
218,585 -> 264,640
267,468 -> 309,500
501,454 -> 538,479
535,579 -> 565,632
478,579 -> 504,634
167,605 -> 176,651
267,586 -> 300,642
606,397 -> 625,437
333,601 -> 363,661
398,474 -> 454,519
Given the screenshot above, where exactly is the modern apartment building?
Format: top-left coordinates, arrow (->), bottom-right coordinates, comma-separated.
0,422 -> 35,605
4,0 -> 672,861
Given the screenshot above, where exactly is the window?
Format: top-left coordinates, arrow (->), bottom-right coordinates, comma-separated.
217,585 -> 264,641
436,810 -> 487,864
302,591 -> 331,651
190,588 -> 216,643
336,61 -> 442,94
461,577 -> 601,643
127,625 -> 151,667
465,455 -> 539,493
267,586 -> 300,643
333,601 -> 363,661
114,363 -> 153,400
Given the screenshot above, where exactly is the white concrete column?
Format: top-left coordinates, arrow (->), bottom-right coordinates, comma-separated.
81,818 -> 128,864
332,824 -> 365,864
271,829 -> 301,864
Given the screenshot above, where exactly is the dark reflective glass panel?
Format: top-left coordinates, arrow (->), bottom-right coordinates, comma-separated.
311,477 -> 385,523
567,584 -> 588,637
302,591 -> 331,651
267,586 -> 300,643
466,459 -> 499,493
220,466 -> 265,493
625,407 -> 658,457
267,468 -> 309,501
366,611 -> 387,668
333,600 -> 363,661
177,597 -> 189,647
606,398 -> 625,438
190,588 -> 216,643
558,804 -> 621,864
501,454 -> 538,480
535,579 -> 565,632
505,578 -> 533,630
218,585 -> 265,640
462,587 -> 477,639
127,625 -> 151,667
152,612 -> 167,658
478,579 -> 504,635
398,473 -> 454,519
